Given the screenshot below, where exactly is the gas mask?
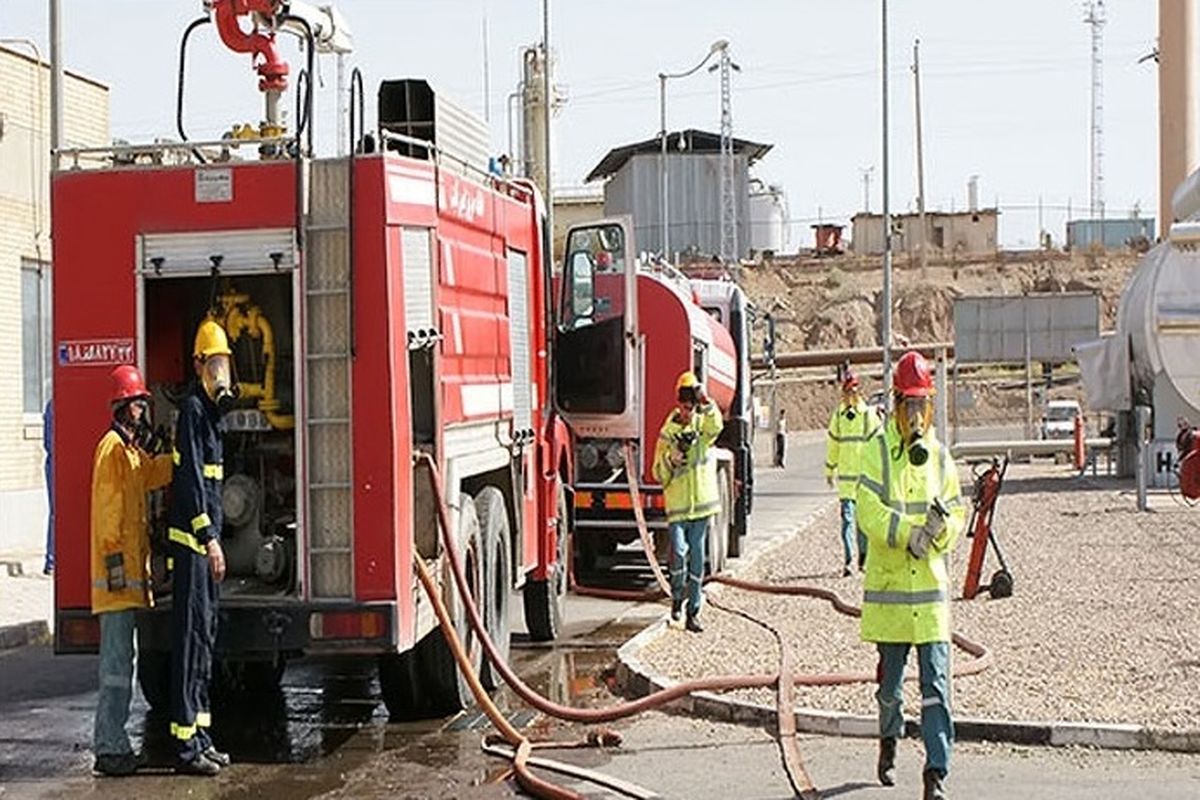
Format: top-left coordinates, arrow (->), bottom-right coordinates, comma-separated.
200,354 -> 237,412
896,396 -> 933,466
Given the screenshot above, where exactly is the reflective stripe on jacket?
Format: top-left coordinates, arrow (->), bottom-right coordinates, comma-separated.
90,426 -> 174,614
167,390 -> 224,554
855,418 -> 965,644
652,402 -> 724,522
824,399 -> 881,500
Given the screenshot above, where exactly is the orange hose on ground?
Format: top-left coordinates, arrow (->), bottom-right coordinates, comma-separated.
412,553 -> 579,800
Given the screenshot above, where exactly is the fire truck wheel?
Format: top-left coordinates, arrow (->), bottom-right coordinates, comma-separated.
474,487 -> 512,691
137,648 -> 171,712
523,484 -> 567,642
443,495 -> 485,710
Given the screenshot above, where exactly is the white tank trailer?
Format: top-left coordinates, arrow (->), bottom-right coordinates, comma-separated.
1077,173 -> 1200,484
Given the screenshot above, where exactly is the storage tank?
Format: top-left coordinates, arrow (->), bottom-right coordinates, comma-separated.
748,179 -> 788,255
1116,240 -> 1200,439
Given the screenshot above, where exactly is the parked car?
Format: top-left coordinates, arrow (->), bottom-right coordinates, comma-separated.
1041,400 -> 1082,440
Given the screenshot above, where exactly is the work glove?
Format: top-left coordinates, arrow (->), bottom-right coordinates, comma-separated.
908,501 -> 948,559
104,552 -> 127,592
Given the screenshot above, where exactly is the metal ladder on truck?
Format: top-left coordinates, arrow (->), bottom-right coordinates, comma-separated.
304,159 -> 355,600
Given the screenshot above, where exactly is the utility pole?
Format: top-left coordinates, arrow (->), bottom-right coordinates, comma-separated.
913,39 -> 928,274
881,0 -> 894,405
860,166 -> 874,213
1085,1 -> 1107,224
49,0 -> 64,170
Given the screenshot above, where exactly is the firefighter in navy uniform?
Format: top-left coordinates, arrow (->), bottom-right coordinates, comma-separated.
167,319 -> 234,775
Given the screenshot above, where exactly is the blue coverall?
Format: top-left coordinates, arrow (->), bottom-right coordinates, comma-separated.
166,388 -> 224,764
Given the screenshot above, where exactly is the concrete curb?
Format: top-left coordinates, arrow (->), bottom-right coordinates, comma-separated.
617,623 -> 1200,754
0,620 -> 51,651
615,501 -> 1200,755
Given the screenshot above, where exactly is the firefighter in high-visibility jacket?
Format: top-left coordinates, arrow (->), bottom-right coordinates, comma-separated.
167,319 -> 235,775
824,369 -> 882,576
90,366 -> 174,776
856,351 -> 965,800
652,371 -> 724,633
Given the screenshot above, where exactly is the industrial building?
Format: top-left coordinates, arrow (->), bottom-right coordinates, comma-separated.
585,129 -> 773,261
551,185 -> 604,261
1066,217 -> 1156,250
0,44 -> 109,557
850,208 -> 1000,256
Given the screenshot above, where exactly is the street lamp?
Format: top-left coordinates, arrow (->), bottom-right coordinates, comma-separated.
659,40 -> 727,259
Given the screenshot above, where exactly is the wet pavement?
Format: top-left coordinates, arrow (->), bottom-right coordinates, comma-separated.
4,435 -> 1200,797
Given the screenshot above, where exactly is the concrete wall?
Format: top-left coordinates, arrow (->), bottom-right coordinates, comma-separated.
0,46 -> 109,554
851,210 -> 999,256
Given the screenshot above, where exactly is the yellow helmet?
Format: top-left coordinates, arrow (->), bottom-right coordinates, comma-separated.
194,318 -> 233,359
675,371 -> 701,392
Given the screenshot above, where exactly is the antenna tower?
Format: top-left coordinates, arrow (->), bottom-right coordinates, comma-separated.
1085,0 -> 1107,222
716,44 -> 739,263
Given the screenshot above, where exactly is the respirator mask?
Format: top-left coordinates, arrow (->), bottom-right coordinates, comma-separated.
896,395 -> 932,466
200,354 -> 237,412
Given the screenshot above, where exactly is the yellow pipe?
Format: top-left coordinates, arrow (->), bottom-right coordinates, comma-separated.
214,291 -> 295,431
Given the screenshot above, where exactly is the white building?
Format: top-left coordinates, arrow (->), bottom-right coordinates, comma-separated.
0,43 -> 109,557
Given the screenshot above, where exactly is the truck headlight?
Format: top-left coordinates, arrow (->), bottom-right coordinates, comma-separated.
579,443 -> 600,470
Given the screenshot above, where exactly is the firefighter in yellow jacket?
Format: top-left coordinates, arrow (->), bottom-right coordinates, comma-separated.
90,365 -> 173,776
825,369 -> 882,576
856,351 -> 965,800
652,371 -> 723,633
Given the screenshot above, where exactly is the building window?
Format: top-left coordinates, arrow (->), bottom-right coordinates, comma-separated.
21,259 -> 51,415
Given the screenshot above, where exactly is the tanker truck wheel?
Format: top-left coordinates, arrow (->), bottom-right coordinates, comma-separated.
474,487 -> 512,691
523,484 -> 568,642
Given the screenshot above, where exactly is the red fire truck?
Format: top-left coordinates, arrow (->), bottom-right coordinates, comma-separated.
555,228 -> 754,576
51,0 -> 570,719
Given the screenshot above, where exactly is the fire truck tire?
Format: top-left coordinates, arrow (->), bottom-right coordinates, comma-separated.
137,648 -> 171,712
474,487 -> 512,691
523,484 -> 568,642
443,495 -> 485,710
212,658 -> 287,699
380,497 -> 485,718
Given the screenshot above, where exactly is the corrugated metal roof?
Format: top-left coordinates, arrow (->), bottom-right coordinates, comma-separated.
586,129 -> 772,183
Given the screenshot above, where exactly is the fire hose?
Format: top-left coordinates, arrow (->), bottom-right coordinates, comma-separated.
415,445 -> 991,800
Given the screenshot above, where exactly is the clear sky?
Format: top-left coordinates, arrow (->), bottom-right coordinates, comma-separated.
1,1 -> 1164,248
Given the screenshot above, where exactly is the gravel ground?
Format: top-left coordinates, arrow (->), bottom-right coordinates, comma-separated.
638,464 -> 1200,732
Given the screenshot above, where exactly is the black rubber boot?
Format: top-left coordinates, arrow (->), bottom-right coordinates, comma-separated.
922,769 -> 947,800
670,600 -> 683,623
877,737 -> 897,786
685,615 -> 704,633
94,753 -> 139,777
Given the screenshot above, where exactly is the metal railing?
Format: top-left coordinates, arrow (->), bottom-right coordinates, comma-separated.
55,136 -> 298,169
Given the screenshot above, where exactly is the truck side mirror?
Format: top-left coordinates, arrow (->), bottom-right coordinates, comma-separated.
566,251 -> 595,324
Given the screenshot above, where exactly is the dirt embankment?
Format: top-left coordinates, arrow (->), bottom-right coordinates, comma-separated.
733,250 -> 1142,430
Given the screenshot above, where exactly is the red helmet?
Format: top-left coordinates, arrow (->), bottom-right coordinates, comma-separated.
110,365 -> 150,406
841,371 -> 860,392
893,351 -> 933,398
